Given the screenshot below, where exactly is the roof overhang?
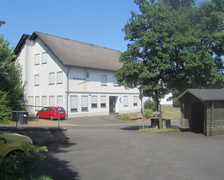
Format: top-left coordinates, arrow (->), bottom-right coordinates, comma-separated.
177,89 -> 224,102
14,34 -> 31,55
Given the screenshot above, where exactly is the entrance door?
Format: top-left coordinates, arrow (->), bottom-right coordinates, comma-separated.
109,96 -> 117,113
191,102 -> 204,133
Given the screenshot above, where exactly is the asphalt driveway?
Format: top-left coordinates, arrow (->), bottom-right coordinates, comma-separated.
38,115 -> 224,180
65,115 -> 128,126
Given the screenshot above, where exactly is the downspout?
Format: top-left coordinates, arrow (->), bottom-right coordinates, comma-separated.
66,66 -> 71,118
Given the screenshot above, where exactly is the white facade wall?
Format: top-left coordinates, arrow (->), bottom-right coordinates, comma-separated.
17,37 -> 141,117
67,67 -> 141,117
67,67 -> 140,117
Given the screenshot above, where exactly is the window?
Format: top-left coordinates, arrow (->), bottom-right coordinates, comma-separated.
133,96 -> 138,106
34,74 -> 39,86
49,72 -> 55,85
101,75 -> 107,86
35,54 -> 40,65
42,107 -> 49,111
57,95 -> 63,106
42,52 -> 47,64
28,96 -> 34,106
71,96 -> 78,112
113,75 -> 118,86
101,96 -> 106,108
123,96 -> 128,107
28,96 -> 34,112
81,96 -> 88,111
57,71 -> 63,84
91,96 -> 97,108
42,96 -> 47,107
35,96 -> 40,111
49,96 -> 55,106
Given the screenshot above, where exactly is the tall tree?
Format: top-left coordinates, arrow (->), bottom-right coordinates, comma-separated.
0,91 -> 11,123
116,0 -> 224,109
0,35 -> 24,110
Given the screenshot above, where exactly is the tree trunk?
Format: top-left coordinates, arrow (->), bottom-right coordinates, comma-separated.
155,91 -> 163,129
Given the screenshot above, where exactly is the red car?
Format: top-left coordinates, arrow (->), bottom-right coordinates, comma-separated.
36,106 -> 66,120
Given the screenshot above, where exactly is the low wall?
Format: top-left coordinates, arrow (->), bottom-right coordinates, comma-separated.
0,126 -> 68,146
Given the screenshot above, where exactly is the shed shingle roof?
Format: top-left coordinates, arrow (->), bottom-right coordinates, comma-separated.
177,89 -> 224,101
15,31 -> 123,71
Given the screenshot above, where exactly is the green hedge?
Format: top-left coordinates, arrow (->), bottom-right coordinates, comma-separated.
144,100 -> 157,112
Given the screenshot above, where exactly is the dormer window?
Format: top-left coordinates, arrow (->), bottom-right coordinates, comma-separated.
113,75 -> 118,86
101,74 -> 107,86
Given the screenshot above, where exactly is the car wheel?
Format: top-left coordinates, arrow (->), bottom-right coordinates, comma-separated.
50,115 -> 54,121
36,114 -> 40,119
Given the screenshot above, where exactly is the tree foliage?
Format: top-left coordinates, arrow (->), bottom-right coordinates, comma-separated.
116,0 -> 224,106
0,91 -> 12,123
0,35 -> 24,110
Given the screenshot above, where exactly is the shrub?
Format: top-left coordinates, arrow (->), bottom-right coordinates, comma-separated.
173,98 -> 180,107
0,143 -> 52,180
144,100 -> 157,112
144,109 -> 154,117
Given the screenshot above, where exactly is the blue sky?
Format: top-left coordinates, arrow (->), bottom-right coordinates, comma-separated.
1,0 -> 201,52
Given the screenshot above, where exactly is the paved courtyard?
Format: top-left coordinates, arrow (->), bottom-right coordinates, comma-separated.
38,115 -> 224,180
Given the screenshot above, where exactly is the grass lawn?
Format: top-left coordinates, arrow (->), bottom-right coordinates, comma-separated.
161,106 -> 181,119
117,106 -> 181,121
139,127 -> 180,133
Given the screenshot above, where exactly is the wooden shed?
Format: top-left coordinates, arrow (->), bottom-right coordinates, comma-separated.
177,89 -> 224,136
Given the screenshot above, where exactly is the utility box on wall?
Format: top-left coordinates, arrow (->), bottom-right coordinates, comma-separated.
177,89 -> 224,136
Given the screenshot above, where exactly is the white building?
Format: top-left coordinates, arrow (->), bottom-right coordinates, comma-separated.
14,31 -> 141,117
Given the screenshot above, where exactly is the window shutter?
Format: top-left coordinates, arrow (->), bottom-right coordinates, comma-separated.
57,96 -> 63,106
35,54 -> 40,65
49,96 -> 55,106
57,72 -> 63,84
133,96 -> 137,103
42,52 -> 47,63
71,96 -> 78,108
92,96 -> 97,104
81,96 -> 88,107
124,96 -> 128,106
49,73 -> 55,84
35,96 -> 40,110
42,96 -> 47,106
35,74 -> 39,85
101,96 -> 106,103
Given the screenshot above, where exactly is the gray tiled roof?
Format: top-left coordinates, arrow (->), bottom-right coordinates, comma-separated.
15,31 -> 123,71
178,89 -> 224,101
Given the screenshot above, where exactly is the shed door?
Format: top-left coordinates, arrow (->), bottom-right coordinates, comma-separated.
191,102 -> 204,133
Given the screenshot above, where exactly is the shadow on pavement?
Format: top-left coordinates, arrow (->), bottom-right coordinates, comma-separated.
121,125 -> 181,131
120,125 -> 151,131
37,142 -> 80,180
